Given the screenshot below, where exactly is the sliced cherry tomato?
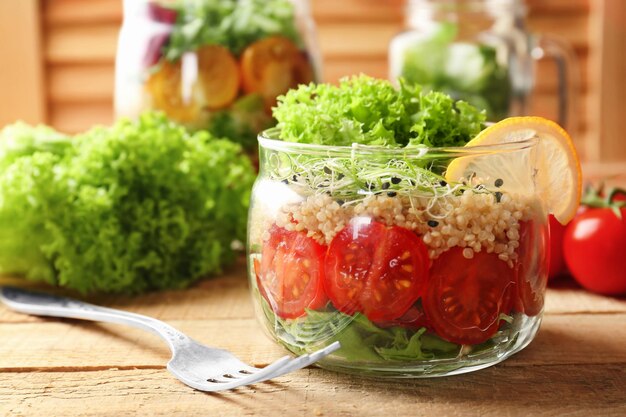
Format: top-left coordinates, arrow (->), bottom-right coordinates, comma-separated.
258,226 -> 327,319
147,2 -> 178,24
143,32 -> 171,68
563,207 -> 626,295
324,220 -> 429,322
375,302 -> 431,330
145,59 -> 200,122
423,248 -> 515,345
548,214 -> 567,279
240,36 -> 314,111
197,45 -> 240,110
515,220 -> 549,316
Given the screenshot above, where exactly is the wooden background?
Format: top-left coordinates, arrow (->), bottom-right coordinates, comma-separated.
0,0 -> 624,162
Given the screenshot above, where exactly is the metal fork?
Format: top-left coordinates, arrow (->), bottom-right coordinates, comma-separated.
0,286 -> 340,392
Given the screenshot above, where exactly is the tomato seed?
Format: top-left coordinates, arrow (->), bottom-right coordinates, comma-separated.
400,251 -> 411,260
399,280 -> 412,288
401,264 -> 413,273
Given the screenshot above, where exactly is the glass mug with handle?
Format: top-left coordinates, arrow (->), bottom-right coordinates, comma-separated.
389,0 -> 578,132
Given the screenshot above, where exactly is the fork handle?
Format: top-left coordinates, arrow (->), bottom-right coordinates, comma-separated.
0,286 -> 190,350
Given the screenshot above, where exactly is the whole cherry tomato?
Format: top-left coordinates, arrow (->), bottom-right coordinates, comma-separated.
563,207 -> 626,295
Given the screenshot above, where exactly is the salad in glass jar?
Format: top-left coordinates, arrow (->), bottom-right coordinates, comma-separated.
247,76 -> 581,377
115,0 -> 319,149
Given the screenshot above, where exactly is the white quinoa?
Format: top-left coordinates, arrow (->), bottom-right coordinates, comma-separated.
253,186 -> 542,267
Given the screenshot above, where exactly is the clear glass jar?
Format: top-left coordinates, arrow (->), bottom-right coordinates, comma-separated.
115,0 -> 321,150
247,130 -> 548,377
389,0 -> 577,131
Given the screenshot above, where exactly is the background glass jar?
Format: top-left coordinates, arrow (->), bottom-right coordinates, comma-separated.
115,0 -> 321,150
248,130 -> 548,377
389,0 -> 578,132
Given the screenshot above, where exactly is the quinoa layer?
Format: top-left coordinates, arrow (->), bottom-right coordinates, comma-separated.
251,188 -> 542,267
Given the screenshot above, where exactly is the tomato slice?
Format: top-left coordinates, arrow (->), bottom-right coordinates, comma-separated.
145,59 -> 200,123
240,36 -> 314,111
515,220 -> 549,316
375,302 -> 431,330
423,248 -> 515,345
324,220 -> 429,322
147,2 -> 178,24
197,45 -> 240,110
258,226 -> 327,319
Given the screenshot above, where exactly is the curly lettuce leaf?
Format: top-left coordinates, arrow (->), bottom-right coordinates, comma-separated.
0,113 -> 255,294
164,0 -> 301,60
273,75 -> 486,148
260,299 -> 461,362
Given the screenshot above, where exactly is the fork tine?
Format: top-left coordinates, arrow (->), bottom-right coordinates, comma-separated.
173,342 -> 341,392
245,341 -> 341,385
185,355 -> 293,392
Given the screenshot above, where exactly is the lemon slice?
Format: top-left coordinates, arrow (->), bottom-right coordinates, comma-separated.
445,117 -> 582,224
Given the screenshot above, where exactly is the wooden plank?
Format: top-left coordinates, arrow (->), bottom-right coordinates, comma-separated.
581,161 -> 626,187
43,0 -> 122,26
49,102 -> 114,133
527,15 -> 590,51
4,256 -> 625,324
44,54 -> 590,106
45,22 -> 402,64
0,0 -> 46,125
40,0 -> 591,26
596,0 -> 626,161
45,24 -> 119,65
534,52 -> 589,93
0,262 -> 253,324
312,0 -> 404,23
526,0 -> 591,15
0,364 -> 624,417
48,64 -> 115,103
1,313 -> 625,370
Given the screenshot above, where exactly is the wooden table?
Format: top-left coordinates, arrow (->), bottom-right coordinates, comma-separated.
1,262 -> 625,417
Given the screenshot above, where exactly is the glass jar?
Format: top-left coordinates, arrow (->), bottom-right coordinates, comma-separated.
115,0 -> 321,150
389,0 -> 577,131
247,130 -> 548,377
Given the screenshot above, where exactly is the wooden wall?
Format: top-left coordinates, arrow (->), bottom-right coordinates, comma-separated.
0,0 -> 624,162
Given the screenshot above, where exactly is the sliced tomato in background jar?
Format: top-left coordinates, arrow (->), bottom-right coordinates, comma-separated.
324,219 -> 429,322
143,32 -> 171,68
240,36 -> 314,111
197,45 -> 240,110
423,248 -> 515,345
145,59 -> 200,123
515,220 -> 549,316
147,1 -> 178,24
257,226 -> 327,319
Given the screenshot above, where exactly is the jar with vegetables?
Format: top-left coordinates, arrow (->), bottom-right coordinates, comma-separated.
247,76 -> 581,377
115,0 -> 320,150
389,0 -> 578,131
